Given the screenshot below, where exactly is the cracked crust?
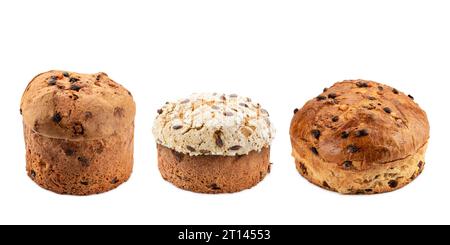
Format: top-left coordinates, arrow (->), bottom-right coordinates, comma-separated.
157,144 -> 271,193
153,93 -> 275,156
290,80 -> 429,194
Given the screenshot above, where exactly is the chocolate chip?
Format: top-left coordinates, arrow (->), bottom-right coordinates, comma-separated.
223,112 -> 233,116
347,144 -> 359,153
64,148 -> 75,156
388,180 -> 398,188
392,88 -> 399,94
70,84 -> 81,91
30,170 -> 36,179
228,145 -> 242,151
341,131 -> 349,139
111,177 -> 119,184
20,108 -> 22,115
78,156 -> 89,166
368,96 -> 376,100
383,107 -> 392,114
311,147 -> 319,155
355,129 -> 369,137
220,95 -> 226,100
378,85 -> 384,91
157,109 -> 163,114
356,81 -> 368,88
292,108 -> 298,115
69,77 -> 79,83
328,93 -> 337,99
311,129 -> 321,139
239,103 -> 249,108
316,95 -> 327,101
323,88 -> 328,92
365,189 -> 373,192
332,116 -> 339,122
323,181 -> 331,189
214,131 -> 224,147
343,161 -> 353,169
63,72 -> 70,77
172,125 -> 183,130
186,146 -> 196,152
408,94 -> 414,100
73,123 -> 84,135
52,112 -> 62,123
80,180 -> 89,185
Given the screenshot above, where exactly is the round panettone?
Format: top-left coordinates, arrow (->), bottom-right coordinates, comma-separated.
20,70 -> 135,195
153,93 -> 275,194
289,80 -> 429,194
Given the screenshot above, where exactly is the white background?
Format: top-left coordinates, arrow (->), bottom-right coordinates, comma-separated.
1,0 -> 449,225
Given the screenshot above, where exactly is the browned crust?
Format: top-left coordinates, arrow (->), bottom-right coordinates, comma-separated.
289,79 -> 429,194
24,124 -> 134,195
157,144 -> 271,194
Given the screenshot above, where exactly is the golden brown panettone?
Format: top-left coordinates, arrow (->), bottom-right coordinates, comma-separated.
290,80 -> 429,194
20,70 -> 135,195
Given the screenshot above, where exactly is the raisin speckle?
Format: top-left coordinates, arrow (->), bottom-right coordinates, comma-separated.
69,77 -> 79,83
355,129 -> 369,137
332,116 -> 339,122
328,93 -> 337,99
52,112 -> 62,123
377,85 -> 384,91
80,181 -> 89,186
111,178 -> 118,184
311,129 -> 321,139
347,144 -> 360,153
343,161 -> 353,169
186,146 -> 196,152
383,107 -> 392,114
356,81 -> 368,88
388,180 -> 398,188
30,170 -> 36,179
316,95 -> 327,101
408,94 -> 414,100
392,88 -> 399,94
341,131 -> 350,139
73,123 -> 84,135
70,84 -> 81,91
157,109 -> 163,114
311,147 -> 319,155
63,72 -> 70,77
78,156 -> 89,166
64,148 -> 75,156
294,108 -> 299,114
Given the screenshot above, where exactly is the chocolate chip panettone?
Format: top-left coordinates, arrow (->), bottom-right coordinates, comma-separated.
153,93 -> 275,194
20,71 -> 135,195
290,80 -> 429,194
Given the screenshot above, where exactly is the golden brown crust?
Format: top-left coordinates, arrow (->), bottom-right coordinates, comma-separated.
157,144 -> 271,194
290,80 -> 429,194
24,124 -> 134,195
20,70 -> 135,140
